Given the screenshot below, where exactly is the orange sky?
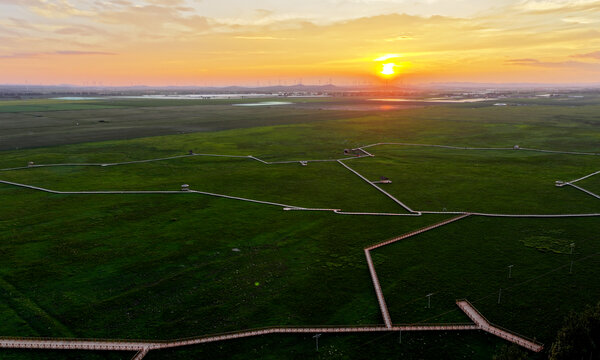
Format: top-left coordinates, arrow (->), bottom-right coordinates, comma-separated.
1,0 -> 599,86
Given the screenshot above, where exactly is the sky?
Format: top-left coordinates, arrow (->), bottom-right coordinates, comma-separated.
1,0 -> 599,86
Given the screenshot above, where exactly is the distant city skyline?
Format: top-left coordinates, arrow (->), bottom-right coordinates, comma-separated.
1,0 -> 599,86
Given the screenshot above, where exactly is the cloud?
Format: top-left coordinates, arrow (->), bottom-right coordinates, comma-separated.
29,1 -> 96,18
571,51 -> 600,60
234,36 -> 289,40
97,4 -> 211,33
54,25 -> 106,36
0,50 -> 116,59
505,58 -> 541,65
561,16 -> 598,24
515,0 -> 600,13
374,54 -> 402,61
55,50 -> 116,55
384,34 -> 414,41
505,58 -> 600,70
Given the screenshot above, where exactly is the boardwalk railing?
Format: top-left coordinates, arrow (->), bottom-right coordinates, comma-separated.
456,299 -> 543,352
1,142 -> 576,358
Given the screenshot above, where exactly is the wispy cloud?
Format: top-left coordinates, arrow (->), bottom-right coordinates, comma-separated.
374,54 -> 402,61
0,50 -> 116,59
571,50 -> 600,60
505,58 -> 541,65
2,0 -> 600,84
515,0 -> 600,13
54,25 -> 106,36
234,36 -> 288,40
505,58 -> 600,69
384,34 -> 414,41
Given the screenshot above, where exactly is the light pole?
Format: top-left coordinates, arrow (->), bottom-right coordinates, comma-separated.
570,243 -> 575,274
508,265 -> 514,279
497,288 -> 502,304
313,334 -> 321,352
426,293 -> 434,308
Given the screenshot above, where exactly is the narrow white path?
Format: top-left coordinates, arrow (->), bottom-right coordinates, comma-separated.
360,142 -> 600,156
0,180 -> 302,209
2,179 -> 599,218
566,170 -> 600,184
337,160 -> 418,213
2,141 -> 597,173
1,141 -> 595,357
567,183 -> 600,200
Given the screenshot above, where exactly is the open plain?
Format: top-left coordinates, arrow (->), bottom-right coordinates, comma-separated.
0,96 -> 599,359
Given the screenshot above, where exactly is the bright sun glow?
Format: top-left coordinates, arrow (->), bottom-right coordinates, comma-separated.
381,63 -> 396,75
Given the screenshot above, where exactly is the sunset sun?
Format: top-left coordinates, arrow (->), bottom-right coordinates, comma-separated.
381,63 -> 396,76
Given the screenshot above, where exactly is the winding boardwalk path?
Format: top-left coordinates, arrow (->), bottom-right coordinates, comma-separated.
0,303 -> 540,359
364,214 -> 471,329
0,214 -> 545,358
457,300 -> 543,352
3,141 -> 595,357
554,169 -> 600,201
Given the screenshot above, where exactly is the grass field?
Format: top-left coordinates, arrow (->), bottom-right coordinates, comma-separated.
0,96 -> 599,359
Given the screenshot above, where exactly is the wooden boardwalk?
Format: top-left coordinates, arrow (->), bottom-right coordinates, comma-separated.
1,142 -> 580,358
363,214 -> 471,329
457,300 -> 544,352
0,214 -> 546,358
0,302 -> 541,359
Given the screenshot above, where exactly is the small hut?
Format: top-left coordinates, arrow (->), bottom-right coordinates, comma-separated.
181,184 -> 190,191
372,176 -> 392,184
343,148 -> 361,156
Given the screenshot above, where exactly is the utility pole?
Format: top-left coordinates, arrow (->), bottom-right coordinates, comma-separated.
313,334 -> 321,352
426,293 -> 434,308
570,243 -> 575,274
498,288 -> 502,304
570,260 -> 574,274
508,265 -> 514,279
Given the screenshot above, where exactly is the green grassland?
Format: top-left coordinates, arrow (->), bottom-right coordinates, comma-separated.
0,97 -> 599,359
0,99 -> 123,113
576,176 -> 600,195
0,97 -> 350,150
